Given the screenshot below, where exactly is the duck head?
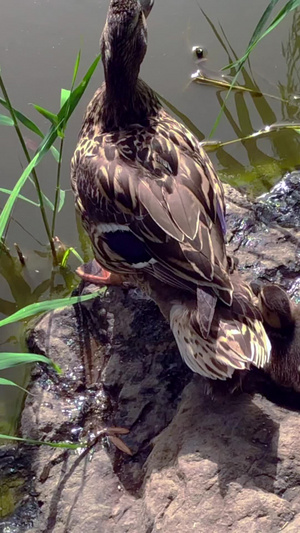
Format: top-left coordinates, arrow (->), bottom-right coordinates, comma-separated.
257,284 -> 295,331
101,0 -> 154,92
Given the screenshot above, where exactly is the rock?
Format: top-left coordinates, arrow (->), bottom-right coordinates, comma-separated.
2,174 -> 300,533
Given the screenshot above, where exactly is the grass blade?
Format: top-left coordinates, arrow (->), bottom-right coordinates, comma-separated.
32,104 -> 58,125
58,190 -> 66,212
0,353 -> 61,373
0,96 -> 59,163
224,0 -> 300,70
0,290 -> 103,328
72,50 -> 81,87
0,114 -> 14,126
39,191 -> 54,211
58,54 -> 101,124
0,55 -> 100,243
248,0 -> 281,48
60,89 -> 71,108
50,145 -> 60,162
0,98 -> 59,162
0,434 -> 82,449
0,97 -> 43,137
258,0 -> 300,41
0,378 -> 32,395
0,188 -> 39,207
61,247 -> 84,268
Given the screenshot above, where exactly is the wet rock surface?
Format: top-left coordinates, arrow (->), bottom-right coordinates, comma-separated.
2,172 -> 300,533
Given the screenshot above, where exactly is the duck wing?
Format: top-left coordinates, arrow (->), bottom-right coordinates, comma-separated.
71,109 -> 233,316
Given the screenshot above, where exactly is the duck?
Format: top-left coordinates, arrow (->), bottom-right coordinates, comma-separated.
71,0 -> 271,381
255,283 -> 300,392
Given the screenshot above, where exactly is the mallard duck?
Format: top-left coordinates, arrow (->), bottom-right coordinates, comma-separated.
256,284 -> 300,391
71,0 -> 271,380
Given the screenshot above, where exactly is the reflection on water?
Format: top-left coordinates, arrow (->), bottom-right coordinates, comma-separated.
191,8 -> 300,197
1,1 -> 300,434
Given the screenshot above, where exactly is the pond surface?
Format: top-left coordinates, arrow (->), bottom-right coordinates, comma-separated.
1,0 -> 300,435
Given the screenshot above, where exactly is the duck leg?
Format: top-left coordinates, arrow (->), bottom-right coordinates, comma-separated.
76,259 -> 125,286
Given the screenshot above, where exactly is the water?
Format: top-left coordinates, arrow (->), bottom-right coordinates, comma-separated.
0,0 -> 300,437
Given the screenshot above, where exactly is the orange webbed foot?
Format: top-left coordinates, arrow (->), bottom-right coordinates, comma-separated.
76,260 -> 125,286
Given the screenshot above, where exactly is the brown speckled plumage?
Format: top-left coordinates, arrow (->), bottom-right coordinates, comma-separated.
71,0 -> 271,380
257,284 -> 300,391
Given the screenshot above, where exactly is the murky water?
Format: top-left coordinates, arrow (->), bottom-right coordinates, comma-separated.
1,0 -> 300,435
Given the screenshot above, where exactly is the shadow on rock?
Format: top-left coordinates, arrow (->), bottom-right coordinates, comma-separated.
145,377 -> 280,499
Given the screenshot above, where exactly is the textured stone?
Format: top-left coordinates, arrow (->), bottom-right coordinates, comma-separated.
2,175 -> 300,533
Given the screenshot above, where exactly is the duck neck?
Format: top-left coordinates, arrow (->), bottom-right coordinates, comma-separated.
105,60 -> 139,107
101,69 -> 159,130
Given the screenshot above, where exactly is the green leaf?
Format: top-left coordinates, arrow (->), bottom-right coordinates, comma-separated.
224,0 -> 300,71
0,114 -> 14,126
260,0 -> 300,41
58,189 -> 66,212
28,177 -> 55,211
0,97 -> 59,163
0,188 -> 40,207
60,89 -> 71,108
50,145 -> 60,162
0,434 -> 82,449
0,290 -> 102,328
32,104 -> 58,125
57,54 -> 101,124
72,50 -> 81,88
0,97 -> 43,136
0,377 -> 32,395
247,0 -> 281,49
41,191 -> 54,211
0,54 -> 101,242
0,353 -> 61,373
61,247 -> 84,268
